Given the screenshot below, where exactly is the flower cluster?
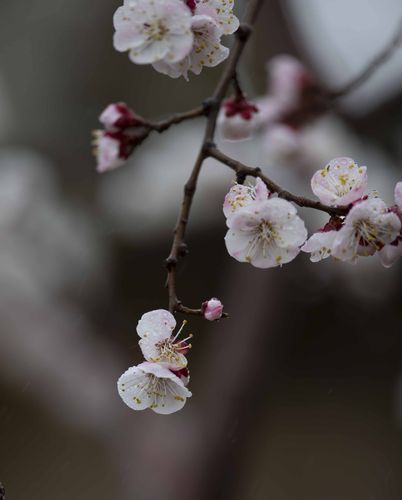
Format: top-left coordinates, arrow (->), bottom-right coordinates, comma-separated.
118,309 -> 193,414
302,157 -> 402,266
223,178 -> 308,268
113,0 -> 239,80
94,102 -> 147,173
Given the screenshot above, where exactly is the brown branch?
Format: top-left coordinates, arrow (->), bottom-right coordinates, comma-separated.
165,0 -> 264,316
328,19 -> 402,100
207,146 -> 348,217
143,105 -> 206,133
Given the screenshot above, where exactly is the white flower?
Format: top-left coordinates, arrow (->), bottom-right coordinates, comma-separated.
223,178 -> 269,219
113,0 -> 193,65
118,361 -> 192,414
95,131 -> 127,173
225,197 -> 307,268
153,15 -> 229,79
332,198 -> 401,262
311,157 -> 368,207
193,0 -> 239,35
301,230 -> 338,262
137,309 -> 192,370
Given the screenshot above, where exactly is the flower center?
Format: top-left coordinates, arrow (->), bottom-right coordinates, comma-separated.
144,20 -> 168,42
153,321 -> 192,367
354,219 -> 379,246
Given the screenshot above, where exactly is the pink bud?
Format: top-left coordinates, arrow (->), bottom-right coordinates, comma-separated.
99,102 -> 140,131
202,298 -> 223,321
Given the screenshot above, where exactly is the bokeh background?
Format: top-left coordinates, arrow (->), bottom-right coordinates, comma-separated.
1,1 -> 402,499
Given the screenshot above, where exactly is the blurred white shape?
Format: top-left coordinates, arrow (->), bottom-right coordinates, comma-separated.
284,0 -> 402,114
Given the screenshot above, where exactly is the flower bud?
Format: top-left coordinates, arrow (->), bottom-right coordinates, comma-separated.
202,298 -> 223,321
218,97 -> 259,141
99,102 -> 140,131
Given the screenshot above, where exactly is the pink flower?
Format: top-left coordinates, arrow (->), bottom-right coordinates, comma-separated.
332,198 -> 401,263
99,102 -> 140,131
113,0 -> 193,65
268,55 -> 313,110
223,178 -> 269,219
118,361 -> 192,414
137,309 -> 192,370
218,97 -> 259,141
225,197 -> 307,268
202,298 -> 223,321
311,157 -> 368,207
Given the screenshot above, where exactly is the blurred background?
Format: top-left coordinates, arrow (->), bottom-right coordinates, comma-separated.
1,0 -> 402,499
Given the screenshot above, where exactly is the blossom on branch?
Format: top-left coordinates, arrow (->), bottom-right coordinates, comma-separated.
311,157 -> 368,207
100,102 -> 141,131
94,131 -> 132,173
332,198 -> 400,263
153,14 -> 229,80
223,178 -> 269,219
113,0 -> 194,65
191,0 -> 239,35
118,361 -> 192,414
137,309 -> 192,370
202,298 -> 223,320
225,196 -> 308,269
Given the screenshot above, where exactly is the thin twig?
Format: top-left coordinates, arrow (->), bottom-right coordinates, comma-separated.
143,105 -> 206,133
328,19 -> 402,99
165,0 -> 264,315
207,146 -> 348,217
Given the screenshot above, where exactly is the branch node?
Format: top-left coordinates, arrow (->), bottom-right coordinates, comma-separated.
178,242 -> 189,257
165,256 -> 177,270
184,183 -> 196,196
236,171 -> 247,185
202,97 -> 219,114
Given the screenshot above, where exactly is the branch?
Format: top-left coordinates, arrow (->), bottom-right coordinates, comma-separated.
165,0 -> 264,315
143,105 -> 206,133
328,19 -> 402,100
207,146 -> 348,217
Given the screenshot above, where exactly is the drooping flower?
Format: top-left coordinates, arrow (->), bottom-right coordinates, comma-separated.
94,131 -> 132,173
193,0 -> 239,35
218,97 -> 259,141
118,361 -> 192,414
379,181 -> 402,267
113,0 -> 194,65
99,102 -> 140,131
223,178 -> 269,219
331,198 -> 401,263
202,298 -> 223,321
153,14 -> 229,80
225,197 -> 308,268
311,157 -> 368,207
137,309 -> 192,370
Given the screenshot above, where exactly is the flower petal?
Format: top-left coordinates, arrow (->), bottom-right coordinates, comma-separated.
136,309 -> 176,341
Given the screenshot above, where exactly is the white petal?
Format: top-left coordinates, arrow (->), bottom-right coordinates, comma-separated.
251,244 -> 300,268
137,309 -> 176,340
301,231 -> 337,262
379,242 -> 402,268
117,365 -> 153,411
224,229 -> 254,262
394,182 -> 402,212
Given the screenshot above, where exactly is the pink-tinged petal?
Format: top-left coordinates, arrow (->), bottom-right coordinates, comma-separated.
223,184 -> 253,219
394,182 -> 402,212
218,112 -> 256,141
136,309 -> 176,341
96,134 -> 125,173
255,178 -> 269,201
379,242 -> 402,268
301,231 -> 337,262
263,125 -> 302,161
311,157 -> 367,207
202,298 -> 223,321
226,207 -> 261,231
